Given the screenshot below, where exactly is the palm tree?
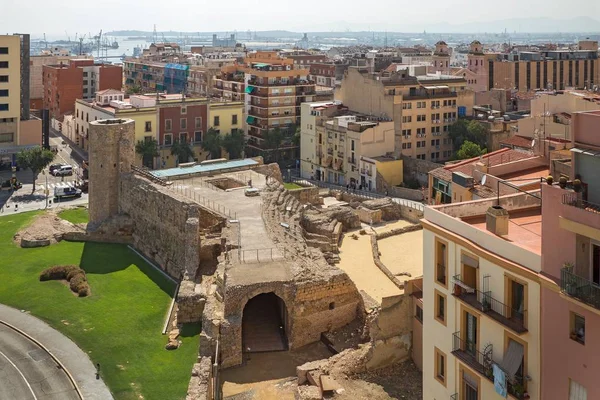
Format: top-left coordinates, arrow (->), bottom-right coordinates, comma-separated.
16,147 -> 55,191
201,128 -> 222,159
170,140 -> 195,165
135,139 -> 159,168
222,130 -> 245,159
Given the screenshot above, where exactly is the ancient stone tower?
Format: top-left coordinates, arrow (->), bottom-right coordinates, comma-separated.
88,118 -> 135,226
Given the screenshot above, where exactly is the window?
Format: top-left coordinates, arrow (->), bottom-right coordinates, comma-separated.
402,116 -> 412,123
86,113 -> 89,122
165,119 -> 172,131
0,132 -> 14,143
83,72 -> 88,77
417,114 -> 426,122
164,133 -> 173,146
0,75 -> 9,82
232,114 -> 238,125
570,312 -> 585,345
195,117 -> 202,129
435,239 -> 447,286
181,106 -> 187,114
435,290 -> 446,325
0,61 -> 8,68
145,121 -> 152,132
0,103 -> 8,111
506,276 -> 526,325
180,118 -> 187,129
415,304 -> 423,323
231,128 -> 239,134
569,379 -> 587,400
83,80 -> 88,85
402,102 -> 412,109
434,348 -> 446,386
461,368 -> 479,400
402,129 -> 411,136
179,133 -> 187,143
214,116 -> 220,126
194,131 -> 202,143
0,47 -> 8,54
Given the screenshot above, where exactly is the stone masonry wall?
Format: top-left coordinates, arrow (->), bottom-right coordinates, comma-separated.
287,186 -> 322,205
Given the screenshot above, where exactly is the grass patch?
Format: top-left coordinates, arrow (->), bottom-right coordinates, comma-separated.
58,207 -> 89,224
283,182 -> 303,190
0,212 -> 199,400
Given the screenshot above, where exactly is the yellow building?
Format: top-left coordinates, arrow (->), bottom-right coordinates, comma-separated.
0,35 -> 22,150
422,194 -> 542,400
208,101 -> 245,158
336,67 -> 474,163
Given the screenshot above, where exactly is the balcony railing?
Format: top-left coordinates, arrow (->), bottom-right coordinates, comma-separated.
561,265 -> 600,310
562,192 -> 600,215
452,332 -> 526,399
452,275 -> 528,334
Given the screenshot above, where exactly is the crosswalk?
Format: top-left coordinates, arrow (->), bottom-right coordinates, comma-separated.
37,181 -> 80,191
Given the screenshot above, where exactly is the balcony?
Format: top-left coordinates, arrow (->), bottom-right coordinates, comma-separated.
347,157 -> 356,165
327,148 -> 333,155
452,275 -> 528,334
561,265 -> 600,310
562,192 -> 600,215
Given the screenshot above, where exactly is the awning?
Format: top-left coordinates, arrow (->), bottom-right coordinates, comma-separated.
571,147 -> 600,157
246,116 -> 256,124
499,340 -> 524,379
461,254 -> 479,268
245,86 -> 255,94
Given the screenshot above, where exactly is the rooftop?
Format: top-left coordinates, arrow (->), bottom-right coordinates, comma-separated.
150,158 -> 259,179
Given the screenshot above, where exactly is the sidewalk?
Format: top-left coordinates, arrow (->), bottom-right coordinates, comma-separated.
50,127 -> 88,163
0,304 -> 113,400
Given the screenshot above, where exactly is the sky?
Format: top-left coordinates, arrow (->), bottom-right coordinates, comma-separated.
2,0 -> 599,37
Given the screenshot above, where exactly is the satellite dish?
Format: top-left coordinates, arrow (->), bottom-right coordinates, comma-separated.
531,139 -> 535,148
481,174 -> 487,185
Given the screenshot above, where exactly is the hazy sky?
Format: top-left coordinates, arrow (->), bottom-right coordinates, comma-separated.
3,0 -> 599,37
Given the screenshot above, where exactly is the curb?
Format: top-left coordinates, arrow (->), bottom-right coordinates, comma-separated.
0,319 -> 84,400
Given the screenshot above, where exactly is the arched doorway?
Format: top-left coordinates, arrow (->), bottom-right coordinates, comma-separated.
242,293 -> 288,353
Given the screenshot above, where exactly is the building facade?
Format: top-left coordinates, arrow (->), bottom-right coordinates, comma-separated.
0,35 -> 22,151
336,67 -> 474,163
540,110 -> 600,400
422,193 -> 543,400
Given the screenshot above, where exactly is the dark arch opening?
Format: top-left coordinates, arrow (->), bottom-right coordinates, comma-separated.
242,292 -> 288,353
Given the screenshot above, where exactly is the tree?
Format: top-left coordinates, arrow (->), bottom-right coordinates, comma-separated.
170,140 -> 195,165
262,127 -> 283,162
222,130 -> 245,159
126,85 -> 142,95
135,139 -> 159,168
448,119 -> 488,151
455,140 -> 487,160
16,147 -> 55,191
201,128 -> 222,159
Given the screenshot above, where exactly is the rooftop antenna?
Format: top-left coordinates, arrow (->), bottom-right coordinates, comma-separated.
153,24 -> 158,44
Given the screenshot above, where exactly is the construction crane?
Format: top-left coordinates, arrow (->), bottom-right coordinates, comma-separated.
78,33 -> 87,55
94,29 -> 102,57
65,30 -> 70,43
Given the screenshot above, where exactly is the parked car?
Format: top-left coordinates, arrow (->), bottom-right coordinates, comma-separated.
52,165 -> 73,176
1,178 -> 22,191
244,188 -> 260,197
54,186 -> 82,199
49,163 -> 64,173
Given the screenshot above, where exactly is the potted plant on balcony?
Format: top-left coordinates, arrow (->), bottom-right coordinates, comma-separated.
512,383 -> 525,399
546,175 -> 553,185
559,176 -> 568,189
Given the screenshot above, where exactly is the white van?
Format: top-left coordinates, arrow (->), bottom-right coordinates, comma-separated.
52,165 -> 73,176
244,188 -> 260,197
54,186 -> 82,199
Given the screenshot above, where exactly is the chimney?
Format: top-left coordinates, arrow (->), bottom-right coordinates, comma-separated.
486,206 -> 509,236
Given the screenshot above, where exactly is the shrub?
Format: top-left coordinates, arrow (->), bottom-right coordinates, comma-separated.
40,265 -> 90,297
39,265 -> 79,281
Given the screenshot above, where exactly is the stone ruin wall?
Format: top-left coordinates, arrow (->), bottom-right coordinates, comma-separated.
118,173 -> 224,280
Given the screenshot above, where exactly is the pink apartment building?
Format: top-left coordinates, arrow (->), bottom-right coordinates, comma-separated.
541,110 -> 600,400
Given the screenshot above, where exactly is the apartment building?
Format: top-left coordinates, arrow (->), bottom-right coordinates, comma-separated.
43,59 -> 122,119
422,191 -> 543,400
516,90 -> 600,141
300,101 -> 397,187
336,67 -> 474,163
539,110 -> 600,400
75,92 -> 243,167
213,66 -> 245,102
457,40 -> 600,93
239,51 -> 316,160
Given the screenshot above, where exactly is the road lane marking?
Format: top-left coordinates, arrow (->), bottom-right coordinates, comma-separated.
0,349 -> 38,400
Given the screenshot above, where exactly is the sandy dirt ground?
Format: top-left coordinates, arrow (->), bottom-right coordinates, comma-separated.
378,231 -> 424,278
220,342 -> 332,399
337,230 -> 402,304
371,220 -> 413,235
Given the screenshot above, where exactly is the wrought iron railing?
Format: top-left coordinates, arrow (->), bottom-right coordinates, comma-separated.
562,192 -> 600,214
450,394 -> 457,400
561,265 -> 600,310
452,275 -> 527,333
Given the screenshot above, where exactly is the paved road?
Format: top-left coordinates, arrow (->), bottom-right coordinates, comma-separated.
0,323 -> 80,400
0,305 -> 113,400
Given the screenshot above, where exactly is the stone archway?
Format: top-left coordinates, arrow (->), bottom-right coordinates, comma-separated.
242,292 -> 289,353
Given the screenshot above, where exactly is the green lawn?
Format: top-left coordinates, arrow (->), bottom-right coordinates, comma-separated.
0,212 -> 200,400
58,207 -> 89,224
283,182 -> 303,190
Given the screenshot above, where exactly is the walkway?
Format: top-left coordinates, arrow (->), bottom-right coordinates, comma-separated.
0,304 -> 113,400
